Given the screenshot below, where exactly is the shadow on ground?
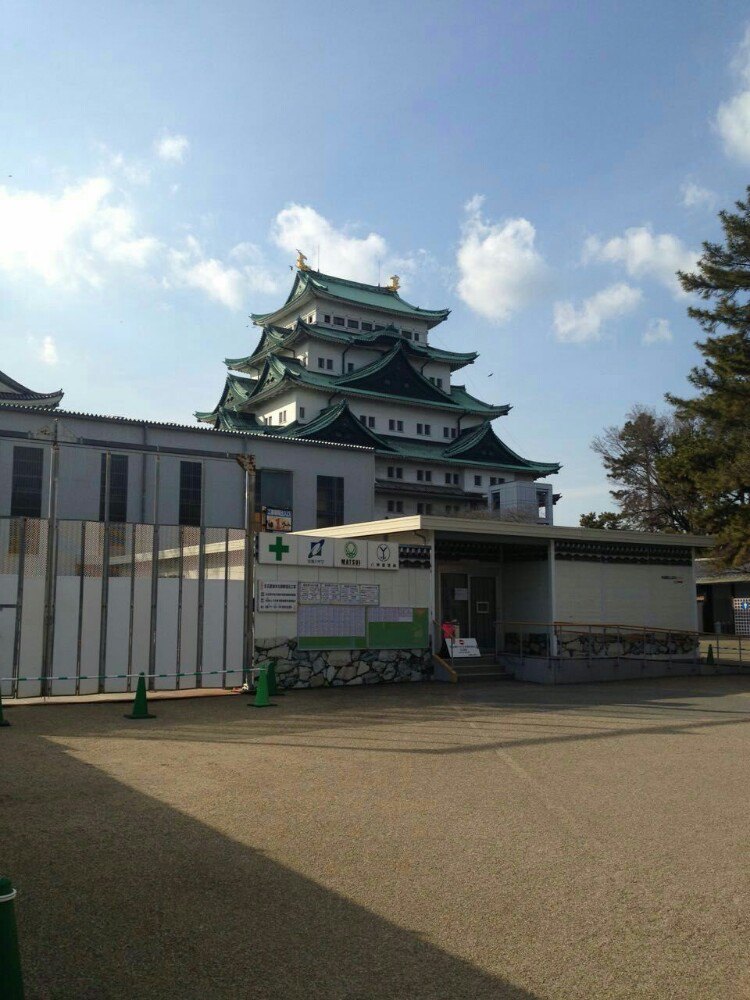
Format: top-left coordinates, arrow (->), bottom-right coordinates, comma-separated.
3,720 -> 537,1000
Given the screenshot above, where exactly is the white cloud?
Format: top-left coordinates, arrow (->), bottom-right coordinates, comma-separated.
716,27 -> 750,163
553,283 -> 642,344
169,236 -> 279,310
582,226 -> 698,297
271,204 -> 395,284
94,142 -> 151,185
680,181 -> 717,211
642,318 -> 673,346
0,177 -> 160,288
455,195 -> 548,323
27,334 -> 59,365
155,133 -> 190,164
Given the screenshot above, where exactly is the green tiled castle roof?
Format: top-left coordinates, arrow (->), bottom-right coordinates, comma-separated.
195,397 -> 559,474
226,319 -> 477,372
251,270 -> 450,326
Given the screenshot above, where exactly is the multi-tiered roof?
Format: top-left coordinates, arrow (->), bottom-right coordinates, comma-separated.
197,267 -> 559,477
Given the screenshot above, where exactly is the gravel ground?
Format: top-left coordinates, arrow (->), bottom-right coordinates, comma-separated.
3,676 -> 750,1000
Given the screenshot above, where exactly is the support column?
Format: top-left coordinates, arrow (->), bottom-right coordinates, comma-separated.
548,539 -> 558,657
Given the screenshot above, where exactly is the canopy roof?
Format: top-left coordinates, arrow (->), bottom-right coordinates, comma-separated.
250,269 -> 450,327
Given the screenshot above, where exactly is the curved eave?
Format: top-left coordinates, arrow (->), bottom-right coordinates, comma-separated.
250,269 -> 450,327
308,286 -> 449,325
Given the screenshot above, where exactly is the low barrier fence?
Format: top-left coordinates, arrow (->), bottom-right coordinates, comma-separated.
0,516 -> 247,699
499,621 -> 700,662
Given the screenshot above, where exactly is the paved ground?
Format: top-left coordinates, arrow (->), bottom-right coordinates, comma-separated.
3,677 -> 750,1000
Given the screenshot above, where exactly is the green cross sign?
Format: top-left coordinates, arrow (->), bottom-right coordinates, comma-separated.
268,536 -> 290,561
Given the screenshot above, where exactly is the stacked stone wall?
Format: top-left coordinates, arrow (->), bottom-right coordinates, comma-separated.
255,638 -> 432,688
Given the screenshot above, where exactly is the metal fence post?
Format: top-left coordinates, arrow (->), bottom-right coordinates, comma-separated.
74,521 -> 85,696
11,520 -> 26,699
97,451 -> 111,693
41,429 -> 60,697
237,454 -> 256,687
195,524 -> 206,689
175,527 -> 184,690
222,527 -> 229,688
126,524 -> 136,692
148,455 -> 160,691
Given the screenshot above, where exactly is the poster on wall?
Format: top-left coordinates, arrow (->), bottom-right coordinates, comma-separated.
263,507 -> 292,532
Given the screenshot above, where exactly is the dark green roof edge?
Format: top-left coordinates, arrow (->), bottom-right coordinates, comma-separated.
226,320 -> 477,371
250,269 -> 450,325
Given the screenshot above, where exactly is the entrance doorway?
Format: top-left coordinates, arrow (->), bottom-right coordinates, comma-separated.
470,576 -> 496,651
439,572 -> 497,653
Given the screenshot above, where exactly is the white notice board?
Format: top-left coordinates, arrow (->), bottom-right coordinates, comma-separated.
298,582 -> 380,606
298,605 -> 366,638
257,581 -> 298,612
449,637 -> 480,658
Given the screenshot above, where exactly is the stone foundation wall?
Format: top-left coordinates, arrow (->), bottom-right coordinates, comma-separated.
255,638 -> 432,688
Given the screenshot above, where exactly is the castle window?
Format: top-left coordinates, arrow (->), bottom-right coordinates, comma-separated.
416,503 -> 432,515
361,322 -> 373,332
396,467 -> 403,479
326,359 -> 333,371
324,314 -> 331,323
402,330 -> 412,341
347,319 -> 359,329
452,473 -> 459,485
417,470 -> 424,481
359,415 -> 367,424
333,316 -> 345,326
474,475 -> 482,486
436,377 -> 443,389
387,466 -> 395,478
443,427 -> 450,438
368,416 -> 375,428
317,358 -> 325,369
413,332 -> 420,342
299,407 -> 305,418
416,423 -> 431,436
444,473 -> 451,484
347,362 -> 354,372
451,428 -> 457,439
424,470 -> 432,483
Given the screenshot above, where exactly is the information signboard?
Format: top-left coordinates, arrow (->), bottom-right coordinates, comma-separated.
298,582 -> 379,606
257,581 -> 298,612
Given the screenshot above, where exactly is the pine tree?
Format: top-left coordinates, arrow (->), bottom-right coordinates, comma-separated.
579,406 -> 699,533
666,187 -> 750,565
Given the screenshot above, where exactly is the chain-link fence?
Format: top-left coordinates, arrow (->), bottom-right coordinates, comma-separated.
0,516 -> 247,698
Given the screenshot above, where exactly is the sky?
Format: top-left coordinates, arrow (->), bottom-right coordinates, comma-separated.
2,0 -> 750,525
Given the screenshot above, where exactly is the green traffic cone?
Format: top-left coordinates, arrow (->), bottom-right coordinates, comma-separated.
706,643 -> 715,666
0,876 -> 24,999
250,664 -> 275,709
124,673 -> 155,720
0,687 -> 9,728
267,659 -> 284,697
